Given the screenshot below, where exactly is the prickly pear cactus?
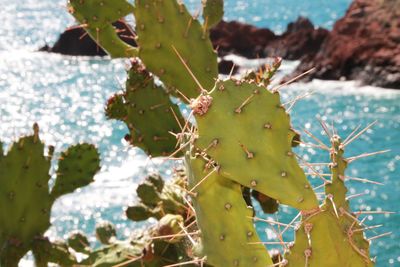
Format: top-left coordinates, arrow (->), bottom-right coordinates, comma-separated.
192,79 -> 318,210
0,124 -> 100,266
134,0 -> 218,99
285,134 -> 374,267
106,60 -> 185,156
186,154 -> 274,266
67,0 -> 137,58
183,78 -> 318,266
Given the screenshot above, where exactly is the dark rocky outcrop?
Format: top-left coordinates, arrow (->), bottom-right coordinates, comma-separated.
218,59 -> 238,75
290,0 -> 400,89
209,17 -> 328,60
40,20 -> 137,56
209,20 -> 277,58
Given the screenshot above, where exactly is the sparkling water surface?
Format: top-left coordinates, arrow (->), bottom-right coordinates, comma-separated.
0,0 -> 399,266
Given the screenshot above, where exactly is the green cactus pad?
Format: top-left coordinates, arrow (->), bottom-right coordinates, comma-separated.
68,0 -> 137,58
0,124 -> 99,265
202,0 -> 224,28
106,62 -> 184,156
193,79 -> 318,211
285,210 -> 372,267
186,153 -> 274,266
0,130 -> 52,265
285,134 -> 373,266
50,143 -> 100,199
134,0 -> 218,100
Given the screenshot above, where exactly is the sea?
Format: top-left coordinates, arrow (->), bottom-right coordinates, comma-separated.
0,0 -> 399,266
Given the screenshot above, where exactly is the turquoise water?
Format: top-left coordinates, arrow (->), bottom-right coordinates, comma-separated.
0,0 -> 399,266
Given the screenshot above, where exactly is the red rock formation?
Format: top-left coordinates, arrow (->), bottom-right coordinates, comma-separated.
209,17 -> 328,60
291,0 -> 400,89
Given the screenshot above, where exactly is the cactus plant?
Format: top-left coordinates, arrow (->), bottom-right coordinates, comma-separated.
133,0 -> 218,99
191,79 -> 318,210
67,0 -> 137,58
0,124 -> 100,266
62,0 -> 389,266
285,133 -> 374,267
106,59 -> 185,157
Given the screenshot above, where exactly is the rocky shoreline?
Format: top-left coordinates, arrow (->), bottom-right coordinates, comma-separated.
42,0 -> 399,89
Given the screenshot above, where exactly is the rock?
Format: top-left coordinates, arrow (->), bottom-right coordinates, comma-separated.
40,20 -> 136,56
218,59 -> 238,75
264,17 -> 329,60
210,20 -> 277,58
290,0 -> 400,89
210,17 -> 328,60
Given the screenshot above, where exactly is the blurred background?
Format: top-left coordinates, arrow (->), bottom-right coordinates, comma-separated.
0,0 -> 398,265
